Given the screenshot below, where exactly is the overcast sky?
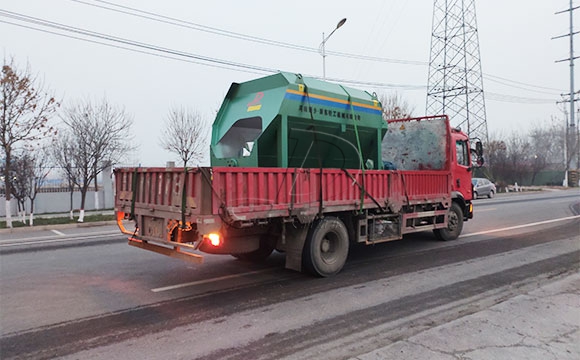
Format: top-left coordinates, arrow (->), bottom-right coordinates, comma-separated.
1,0 -> 576,166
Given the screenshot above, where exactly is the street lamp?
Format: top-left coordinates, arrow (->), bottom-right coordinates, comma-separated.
320,18 -> 347,80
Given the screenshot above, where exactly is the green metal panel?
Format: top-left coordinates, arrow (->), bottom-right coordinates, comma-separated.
210,72 -> 386,169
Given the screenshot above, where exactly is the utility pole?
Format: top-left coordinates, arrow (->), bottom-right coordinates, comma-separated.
554,0 -> 579,187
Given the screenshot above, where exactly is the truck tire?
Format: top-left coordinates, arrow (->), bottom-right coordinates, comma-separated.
232,237 -> 275,262
433,202 -> 463,241
303,217 -> 349,277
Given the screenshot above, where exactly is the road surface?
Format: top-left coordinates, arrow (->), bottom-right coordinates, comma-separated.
0,190 -> 578,359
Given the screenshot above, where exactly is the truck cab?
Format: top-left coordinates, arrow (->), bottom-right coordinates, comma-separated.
450,127 -> 483,220
383,117 -> 481,224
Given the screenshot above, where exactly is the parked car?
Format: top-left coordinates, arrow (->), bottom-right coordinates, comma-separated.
472,178 -> 496,198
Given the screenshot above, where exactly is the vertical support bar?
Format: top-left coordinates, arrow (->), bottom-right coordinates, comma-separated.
569,0 -> 575,129
377,127 -> 383,169
278,115 -> 289,167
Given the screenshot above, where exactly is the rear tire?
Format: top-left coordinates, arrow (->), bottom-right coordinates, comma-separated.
434,202 -> 463,241
488,190 -> 494,199
303,217 -> 349,277
473,191 -> 478,199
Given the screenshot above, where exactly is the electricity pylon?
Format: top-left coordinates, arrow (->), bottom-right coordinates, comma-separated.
426,0 -> 488,144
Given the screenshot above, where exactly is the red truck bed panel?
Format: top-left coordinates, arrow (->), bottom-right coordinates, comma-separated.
115,167 -> 451,222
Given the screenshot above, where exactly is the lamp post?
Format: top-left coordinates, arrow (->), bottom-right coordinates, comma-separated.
320,18 -> 347,80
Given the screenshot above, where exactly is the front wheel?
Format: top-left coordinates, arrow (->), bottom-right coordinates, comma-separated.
433,202 -> 464,241
303,217 -> 349,277
488,190 -> 495,199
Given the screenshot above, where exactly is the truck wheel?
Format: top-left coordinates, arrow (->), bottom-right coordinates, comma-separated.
303,217 -> 349,277
232,237 -> 275,262
434,202 -> 463,241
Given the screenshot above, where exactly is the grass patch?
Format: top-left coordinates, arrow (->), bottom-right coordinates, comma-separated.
0,214 -> 116,229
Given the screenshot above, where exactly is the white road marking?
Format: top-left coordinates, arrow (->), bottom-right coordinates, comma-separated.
0,230 -> 119,244
51,229 -> 66,236
462,215 -> 580,238
151,269 -> 273,293
154,215 -> 580,293
474,207 -> 496,212
0,233 -> 122,247
549,199 -> 580,204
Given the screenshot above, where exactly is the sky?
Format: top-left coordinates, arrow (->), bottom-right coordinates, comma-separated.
0,0 -> 576,167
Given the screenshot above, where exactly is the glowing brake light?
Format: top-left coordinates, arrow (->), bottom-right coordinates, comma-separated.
207,233 -> 221,247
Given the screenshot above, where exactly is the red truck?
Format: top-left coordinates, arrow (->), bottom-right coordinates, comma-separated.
115,73 -> 482,277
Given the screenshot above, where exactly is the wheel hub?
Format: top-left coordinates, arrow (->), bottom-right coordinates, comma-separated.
448,212 -> 458,230
321,238 -> 331,253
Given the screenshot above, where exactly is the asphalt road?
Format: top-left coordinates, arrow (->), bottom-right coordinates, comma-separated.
0,190 -> 578,359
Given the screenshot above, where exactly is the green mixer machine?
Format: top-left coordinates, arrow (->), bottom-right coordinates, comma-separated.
210,72 -> 386,170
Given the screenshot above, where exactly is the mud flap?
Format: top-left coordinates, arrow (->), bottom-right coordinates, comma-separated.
283,224 -> 310,272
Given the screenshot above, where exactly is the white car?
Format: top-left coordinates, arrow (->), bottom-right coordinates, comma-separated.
472,178 -> 496,198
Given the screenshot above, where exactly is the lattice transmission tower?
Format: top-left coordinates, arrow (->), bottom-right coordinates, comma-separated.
426,0 -> 488,144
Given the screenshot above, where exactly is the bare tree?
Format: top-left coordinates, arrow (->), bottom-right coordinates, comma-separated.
506,133 -> 531,184
484,134 -> 507,185
9,153 -> 33,223
159,107 -> 210,167
1,58 -> 58,227
56,97 -> 134,222
52,132 -> 80,219
378,92 -> 415,121
26,146 -> 51,225
483,118 -> 571,188
528,120 -> 564,185
8,149 -> 49,225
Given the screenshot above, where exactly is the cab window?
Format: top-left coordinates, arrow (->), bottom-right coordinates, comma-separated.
456,140 -> 469,167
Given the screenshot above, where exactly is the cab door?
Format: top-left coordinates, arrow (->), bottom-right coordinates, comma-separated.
452,138 -> 473,200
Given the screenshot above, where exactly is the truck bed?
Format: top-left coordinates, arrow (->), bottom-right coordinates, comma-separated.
115,166 -> 451,223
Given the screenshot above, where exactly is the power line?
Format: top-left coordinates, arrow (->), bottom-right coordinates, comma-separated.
483,73 -> 562,92
485,92 -> 556,104
0,10 -> 426,90
71,0 -> 316,53
484,76 -> 560,96
0,20 -> 271,77
4,1 -> 563,94
0,9 -> 279,73
71,0 -> 562,93
0,8 -> 561,102
73,0 -> 428,67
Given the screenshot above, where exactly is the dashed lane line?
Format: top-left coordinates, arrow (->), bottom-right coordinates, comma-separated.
151,269 -> 274,293
462,215 -> 580,238
0,233 -> 122,247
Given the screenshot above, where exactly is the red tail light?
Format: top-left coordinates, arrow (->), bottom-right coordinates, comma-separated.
205,233 -> 221,247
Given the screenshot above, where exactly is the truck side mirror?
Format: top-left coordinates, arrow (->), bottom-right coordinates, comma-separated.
470,146 -> 485,168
